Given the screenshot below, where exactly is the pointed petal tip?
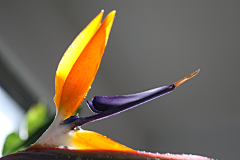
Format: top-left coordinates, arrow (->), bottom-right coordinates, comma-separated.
111,10 -> 116,18
99,10 -> 104,17
107,10 -> 116,18
100,10 -> 116,17
173,69 -> 200,87
100,9 -> 116,15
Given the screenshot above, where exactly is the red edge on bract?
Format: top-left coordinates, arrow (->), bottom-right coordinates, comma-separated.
1,148 -> 213,160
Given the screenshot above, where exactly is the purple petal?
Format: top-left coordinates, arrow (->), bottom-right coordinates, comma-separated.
70,84 -> 175,127
87,84 -> 175,113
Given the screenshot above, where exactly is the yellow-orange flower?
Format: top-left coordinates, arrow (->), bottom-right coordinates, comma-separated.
27,11 -> 208,160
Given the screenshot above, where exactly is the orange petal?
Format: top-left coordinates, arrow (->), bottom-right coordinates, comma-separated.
57,11 -> 116,118
69,130 -> 134,151
54,10 -> 104,110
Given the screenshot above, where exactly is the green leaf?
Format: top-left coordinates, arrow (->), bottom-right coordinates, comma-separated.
25,103 -> 49,135
2,132 -> 23,156
2,103 -> 83,156
2,103 -> 51,156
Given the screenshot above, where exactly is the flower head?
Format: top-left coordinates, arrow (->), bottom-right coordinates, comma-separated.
7,10 -> 213,160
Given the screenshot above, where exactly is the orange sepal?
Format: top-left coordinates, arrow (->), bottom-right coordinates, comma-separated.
54,10 -> 104,110
55,11 -> 115,119
69,130 -> 134,151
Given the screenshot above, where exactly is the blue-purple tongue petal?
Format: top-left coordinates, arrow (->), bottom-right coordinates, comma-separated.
87,84 -> 175,113
71,84 -> 176,126
64,70 -> 200,129
66,84 -> 175,128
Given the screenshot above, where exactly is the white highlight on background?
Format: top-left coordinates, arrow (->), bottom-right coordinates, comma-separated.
0,86 -> 25,157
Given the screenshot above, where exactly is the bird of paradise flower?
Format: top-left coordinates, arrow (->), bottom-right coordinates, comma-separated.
1,10 -> 213,160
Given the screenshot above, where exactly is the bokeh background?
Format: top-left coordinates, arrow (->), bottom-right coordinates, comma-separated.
0,1 -> 239,159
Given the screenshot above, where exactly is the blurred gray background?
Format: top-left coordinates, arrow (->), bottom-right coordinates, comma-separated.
0,1 -> 239,159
